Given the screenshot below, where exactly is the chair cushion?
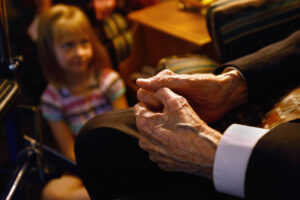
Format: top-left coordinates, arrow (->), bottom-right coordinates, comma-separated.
206,0 -> 300,62
156,54 -> 219,74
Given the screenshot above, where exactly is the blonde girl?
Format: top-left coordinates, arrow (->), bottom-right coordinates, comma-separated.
37,4 -> 128,199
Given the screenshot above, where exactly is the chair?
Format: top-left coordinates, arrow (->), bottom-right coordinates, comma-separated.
206,0 -> 300,62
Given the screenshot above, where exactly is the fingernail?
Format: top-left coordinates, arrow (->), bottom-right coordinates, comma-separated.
136,78 -> 149,85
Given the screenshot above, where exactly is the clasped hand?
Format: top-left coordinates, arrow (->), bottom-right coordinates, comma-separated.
134,69 -> 247,179
134,87 -> 221,179
136,69 -> 247,123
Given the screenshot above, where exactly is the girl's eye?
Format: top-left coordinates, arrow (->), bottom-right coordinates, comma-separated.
81,39 -> 89,46
62,42 -> 74,49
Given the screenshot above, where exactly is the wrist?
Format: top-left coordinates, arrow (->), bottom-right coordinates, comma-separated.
195,125 -> 222,180
200,126 -> 221,180
175,122 -> 221,180
218,68 -> 248,110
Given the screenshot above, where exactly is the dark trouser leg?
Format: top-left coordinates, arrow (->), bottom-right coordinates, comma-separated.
75,108 -> 238,200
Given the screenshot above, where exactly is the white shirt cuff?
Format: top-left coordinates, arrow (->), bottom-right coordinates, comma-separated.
213,124 -> 269,198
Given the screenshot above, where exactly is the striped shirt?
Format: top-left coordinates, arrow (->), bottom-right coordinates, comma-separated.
41,68 -> 126,135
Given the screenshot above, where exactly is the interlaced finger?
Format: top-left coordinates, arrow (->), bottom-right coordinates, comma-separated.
137,88 -> 163,110
153,87 -> 189,112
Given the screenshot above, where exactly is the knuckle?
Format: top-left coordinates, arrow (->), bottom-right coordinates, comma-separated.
136,88 -> 143,97
138,137 -> 153,153
162,69 -> 174,75
138,137 -> 148,150
136,117 -> 146,130
167,95 -> 187,107
133,104 -> 140,115
158,87 -> 170,93
149,153 -> 157,162
155,70 -> 175,81
175,95 -> 187,103
176,95 -> 187,103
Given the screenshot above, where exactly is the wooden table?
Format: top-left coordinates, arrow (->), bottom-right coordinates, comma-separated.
118,0 -> 216,98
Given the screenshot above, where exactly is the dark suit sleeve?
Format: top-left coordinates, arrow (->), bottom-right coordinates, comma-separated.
215,30 -> 300,101
213,30 -> 300,199
245,122 -> 300,199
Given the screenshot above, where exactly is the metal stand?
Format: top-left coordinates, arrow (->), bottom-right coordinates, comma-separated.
2,147 -> 41,200
0,1 -> 76,199
1,107 -> 77,200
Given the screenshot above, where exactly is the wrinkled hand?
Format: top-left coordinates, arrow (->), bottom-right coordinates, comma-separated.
92,0 -> 116,20
137,69 -> 248,123
134,87 -> 222,179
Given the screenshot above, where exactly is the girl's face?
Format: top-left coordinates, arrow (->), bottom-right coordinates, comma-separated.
53,32 -> 93,74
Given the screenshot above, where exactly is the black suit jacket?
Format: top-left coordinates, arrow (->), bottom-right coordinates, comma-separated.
225,30 -> 300,199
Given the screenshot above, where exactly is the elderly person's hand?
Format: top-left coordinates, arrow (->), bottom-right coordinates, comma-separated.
134,87 -> 222,179
136,69 -> 248,123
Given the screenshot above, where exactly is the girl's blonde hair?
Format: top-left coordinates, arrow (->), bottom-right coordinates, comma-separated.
37,4 -> 112,86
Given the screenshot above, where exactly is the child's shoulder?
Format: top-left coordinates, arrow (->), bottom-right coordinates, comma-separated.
99,68 -> 120,81
98,67 -> 123,92
100,67 -> 118,76
41,83 -> 64,101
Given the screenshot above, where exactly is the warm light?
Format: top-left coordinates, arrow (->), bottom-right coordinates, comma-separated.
177,0 -> 216,15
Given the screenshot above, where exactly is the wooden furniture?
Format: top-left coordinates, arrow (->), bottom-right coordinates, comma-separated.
119,0 -> 216,96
